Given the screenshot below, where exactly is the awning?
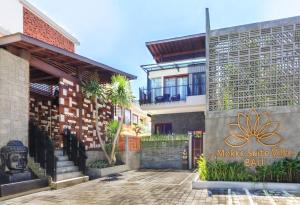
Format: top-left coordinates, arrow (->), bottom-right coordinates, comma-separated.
0,33 -> 136,80
146,33 -> 206,63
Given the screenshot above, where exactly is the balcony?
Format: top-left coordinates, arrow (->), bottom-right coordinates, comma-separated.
139,84 -> 206,114
139,84 -> 205,104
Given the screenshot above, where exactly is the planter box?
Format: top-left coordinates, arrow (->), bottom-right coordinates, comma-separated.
192,176 -> 300,191
87,165 -> 129,180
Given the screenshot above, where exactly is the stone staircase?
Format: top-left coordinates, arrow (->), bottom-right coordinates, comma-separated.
52,150 -> 88,189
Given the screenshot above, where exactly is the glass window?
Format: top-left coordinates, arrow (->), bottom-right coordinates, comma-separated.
192,72 -> 206,95
164,76 -> 188,100
177,76 -> 188,100
200,72 -> 206,95
164,77 -> 176,97
114,106 -> 122,120
124,109 -> 131,125
132,114 -> 138,125
151,78 -> 162,102
154,123 -> 172,135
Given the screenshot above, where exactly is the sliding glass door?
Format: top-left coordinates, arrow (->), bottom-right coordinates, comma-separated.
192,72 -> 206,95
164,76 -> 188,100
151,78 -> 161,102
177,76 -> 188,100
164,77 -> 176,97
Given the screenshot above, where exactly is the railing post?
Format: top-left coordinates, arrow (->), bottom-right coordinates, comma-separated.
188,132 -> 193,170
125,135 -> 129,165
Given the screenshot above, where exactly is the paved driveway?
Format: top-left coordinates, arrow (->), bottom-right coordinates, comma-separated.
1,169 -> 300,205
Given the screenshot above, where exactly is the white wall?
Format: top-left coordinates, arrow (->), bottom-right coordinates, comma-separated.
148,64 -> 205,79
0,0 -> 23,35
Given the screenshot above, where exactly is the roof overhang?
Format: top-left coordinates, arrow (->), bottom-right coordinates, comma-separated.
0,33 -> 136,80
146,33 -> 206,63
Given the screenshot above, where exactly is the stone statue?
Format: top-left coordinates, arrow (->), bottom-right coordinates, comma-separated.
0,140 -> 31,184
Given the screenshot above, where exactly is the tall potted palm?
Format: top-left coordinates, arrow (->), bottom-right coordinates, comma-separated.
82,75 -> 133,166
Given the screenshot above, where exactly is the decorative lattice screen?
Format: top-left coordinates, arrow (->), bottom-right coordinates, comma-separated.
208,23 -> 300,111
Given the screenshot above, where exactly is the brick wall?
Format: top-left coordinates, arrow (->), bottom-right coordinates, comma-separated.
58,78 -> 112,150
23,8 -> 75,52
119,136 -> 141,152
29,92 -> 60,147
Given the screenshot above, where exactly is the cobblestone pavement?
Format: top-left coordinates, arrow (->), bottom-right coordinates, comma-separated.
1,170 -> 300,205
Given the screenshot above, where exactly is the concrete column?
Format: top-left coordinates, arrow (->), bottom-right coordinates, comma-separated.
125,135 -> 129,165
188,133 -> 193,170
0,48 -> 29,147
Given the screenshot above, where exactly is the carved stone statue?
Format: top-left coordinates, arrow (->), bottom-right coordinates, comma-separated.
0,140 -> 32,184
0,140 -> 28,173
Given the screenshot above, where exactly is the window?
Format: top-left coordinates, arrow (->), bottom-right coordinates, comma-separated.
164,75 -> 188,100
151,78 -> 162,102
192,72 -> 206,95
154,123 -> 172,135
132,114 -> 138,125
124,109 -> 131,125
114,106 -> 122,120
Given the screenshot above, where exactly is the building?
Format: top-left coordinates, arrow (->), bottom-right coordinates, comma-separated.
0,0 -> 135,190
204,9 -> 300,166
114,102 -> 151,137
139,8 -> 300,168
139,34 -> 206,135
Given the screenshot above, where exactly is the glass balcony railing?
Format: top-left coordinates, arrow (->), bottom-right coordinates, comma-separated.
139,84 -> 205,105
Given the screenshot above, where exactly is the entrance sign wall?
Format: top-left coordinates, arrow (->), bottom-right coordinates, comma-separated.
205,14 -> 300,167
205,107 -> 298,166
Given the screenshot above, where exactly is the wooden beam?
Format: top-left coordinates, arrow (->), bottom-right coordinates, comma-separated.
160,48 -> 205,59
29,47 -> 45,53
30,57 -> 78,83
6,46 -> 31,60
31,76 -> 56,83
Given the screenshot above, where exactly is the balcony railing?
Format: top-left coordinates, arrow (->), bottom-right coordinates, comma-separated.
139,84 -> 205,105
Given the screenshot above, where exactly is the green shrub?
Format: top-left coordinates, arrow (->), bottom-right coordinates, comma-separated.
89,160 -> 109,169
141,134 -> 188,142
197,152 -> 300,183
197,155 -> 207,180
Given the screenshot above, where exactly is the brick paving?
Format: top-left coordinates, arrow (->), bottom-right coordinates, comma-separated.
1,170 -> 300,205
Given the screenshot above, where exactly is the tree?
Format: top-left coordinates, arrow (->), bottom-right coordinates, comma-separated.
82,75 -> 133,165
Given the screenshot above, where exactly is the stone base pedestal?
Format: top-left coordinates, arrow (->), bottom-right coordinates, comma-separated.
0,171 -> 32,184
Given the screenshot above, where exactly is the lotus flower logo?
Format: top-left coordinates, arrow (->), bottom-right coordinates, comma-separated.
224,108 -> 283,147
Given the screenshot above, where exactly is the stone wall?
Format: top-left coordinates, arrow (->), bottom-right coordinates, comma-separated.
23,8 -> 75,52
205,107 -> 300,167
0,49 -> 29,147
86,150 -> 106,165
151,112 -> 205,134
140,140 -> 188,169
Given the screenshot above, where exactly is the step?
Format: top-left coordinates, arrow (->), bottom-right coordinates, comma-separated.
56,171 -> 83,181
57,166 -> 79,174
51,176 -> 89,189
57,156 -> 69,161
55,150 -> 64,156
57,160 -> 74,167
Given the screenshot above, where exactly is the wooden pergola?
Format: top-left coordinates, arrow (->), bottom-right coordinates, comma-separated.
0,33 -> 136,87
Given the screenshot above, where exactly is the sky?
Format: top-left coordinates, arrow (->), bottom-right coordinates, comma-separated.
28,0 -> 300,97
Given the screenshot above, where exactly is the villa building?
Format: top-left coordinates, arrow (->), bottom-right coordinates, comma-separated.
0,0 -> 135,190
139,35 -> 206,134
